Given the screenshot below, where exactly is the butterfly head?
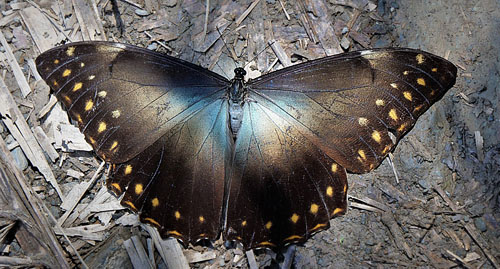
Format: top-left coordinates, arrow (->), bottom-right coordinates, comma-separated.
230,67 -> 247,104
234,67 -> 246,80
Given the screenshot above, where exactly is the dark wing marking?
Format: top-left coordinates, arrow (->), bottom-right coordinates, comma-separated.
248,48 -> 457,173
224,101 -> 347,249
108,99 -> 232,244
36,41 -> 229,163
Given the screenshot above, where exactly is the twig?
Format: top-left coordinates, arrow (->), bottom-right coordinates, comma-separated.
236,0 -> 261,26
279,0 -> 290,20
144,31 -> 178,55
0,77 -> 63,200
0,30 -> 31,97
204,0 -> 209,36
269,39 -> 291,67
433,183 -> 500,268
445,249 -> 473,269
387,153 -> 400,184
57,161 -> 106,226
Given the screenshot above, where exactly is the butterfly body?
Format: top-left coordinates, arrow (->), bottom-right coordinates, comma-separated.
36,42 -> 456,249
228,67 -> 247,136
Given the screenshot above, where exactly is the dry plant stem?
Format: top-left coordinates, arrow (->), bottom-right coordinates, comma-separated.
143,225 -> 189,269
433,183 -> 500,269
236,0 -> 261,26
0,137 -> 69,268
0,76 -> 63,200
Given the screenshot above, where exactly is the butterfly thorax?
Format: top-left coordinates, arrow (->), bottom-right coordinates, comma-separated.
228,67 -> 247,137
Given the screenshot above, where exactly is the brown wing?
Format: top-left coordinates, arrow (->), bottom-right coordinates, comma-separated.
36,41 -> 229,163
247,48 -> 457,173
224,101 -> 348,249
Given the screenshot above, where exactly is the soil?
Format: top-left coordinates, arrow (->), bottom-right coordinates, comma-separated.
0,0 -> 498,268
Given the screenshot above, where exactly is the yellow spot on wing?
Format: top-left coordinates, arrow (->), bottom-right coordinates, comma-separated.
63,95 -> 71,103
111,110 -> 121,118
89,75 -> 96,80
358,149 -> 366,160
199,216 -> 205,223
144,217 -> 160,227
284,235 -> 303,241
265,221 -> 272,229
80,62 -> 85,67
168,230 -> 182,237
358,117 -> 368,126
382,145 -> 391,154
84,100 -> 93,111
242,220 -> 247,227
390,83 -> 398,88
417,78 -> 426,86
257,241 -> 276,248
376,99 -> 385,106
175,211 -> 181,220
72,82 -> 83,92
75,114 -> 82,123
66,46 -> 75,56
432,67 -> 438,72
135,184 -> 143,195
416,54 -> 425,64
111,183 -> 121,192
310,223 -> 327,232
414,104 -> 424,112
110,141 -> 118,151
290,213 -> 299,223
310,204 -> 319,214
97,121 -> 106,133
372,130 -> 381,143
62,69 -> 71,77
333,208 -> 344,215
124,201 -> 137,211
389,109 -> 398,120
398,123 -> 407,132
403,91 -> 412,101
152,198 -> 159,207
343,184 -> 347,194
54,59 -> 60,64
326,186 -> 333,197
331,163 -> 338,172
124,164 -> 133,175
98,91 -> 107,98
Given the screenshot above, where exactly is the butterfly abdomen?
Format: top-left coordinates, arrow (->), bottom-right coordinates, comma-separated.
228,67 -> 248,137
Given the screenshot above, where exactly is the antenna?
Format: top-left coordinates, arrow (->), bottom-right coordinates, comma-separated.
242,39 -> 277,75
216,25 -> 239,70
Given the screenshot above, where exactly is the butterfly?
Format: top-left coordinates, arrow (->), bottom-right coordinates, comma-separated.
36,42 -> 457,250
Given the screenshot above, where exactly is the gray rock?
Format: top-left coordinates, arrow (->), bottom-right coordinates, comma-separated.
147,42 -> 158,50
451,214 -> 462,222
135,9 -> 149,16
340,36 -> 350,50
418,179 -> 430,189
165,0 -> 177,7
474,217 -> 487,232
373,35 -> 392,48
11,147 -> 28,171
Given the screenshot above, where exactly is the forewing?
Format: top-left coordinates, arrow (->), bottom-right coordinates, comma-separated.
248,48 -> 457,173
36,41 -> 229,163
108,99 -> 232,244
224,101 -> 348,249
